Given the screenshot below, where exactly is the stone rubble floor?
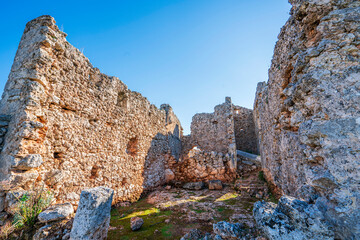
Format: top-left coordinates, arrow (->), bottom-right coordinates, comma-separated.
108,182 -> 269,240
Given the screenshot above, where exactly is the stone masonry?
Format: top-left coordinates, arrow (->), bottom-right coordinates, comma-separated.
254,1 -> 360,238
233,105 -> 258,154
175,97 -> 258,182
0,16 -> 182,213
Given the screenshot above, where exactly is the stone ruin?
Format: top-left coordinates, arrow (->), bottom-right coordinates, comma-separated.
0,16 -> 182,211
174,97 -> 258,183
0,16 -> 257,215
254,0 -> 360,239
1,0 -> 360,238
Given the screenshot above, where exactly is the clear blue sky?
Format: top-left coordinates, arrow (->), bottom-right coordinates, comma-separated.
1,0 -> 291,134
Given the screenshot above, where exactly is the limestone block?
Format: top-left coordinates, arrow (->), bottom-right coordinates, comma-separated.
70,186 -> 114,240
38,202 -> 74,223
15,154 -> 43,170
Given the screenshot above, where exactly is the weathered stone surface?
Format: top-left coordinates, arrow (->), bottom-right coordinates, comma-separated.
183,182 -> 205,190
38,202 -> 74,223
15,154 -> 43,170
213,221 -> 245,238
0,15 -> 182,207
233,106 -> 258,154
189,97 -> 236,154
175,98 -> 257,183
70,187 -> 113,240
180,229 -> 204,240
208,180 -> 223,190
0,212 -> 8,226
253,1 -> 360,238
254,196 -> 334,240
130,216 -> 144,231
4,190 -> 26,213
164,169 -> 175,183
236,150 -> 261,166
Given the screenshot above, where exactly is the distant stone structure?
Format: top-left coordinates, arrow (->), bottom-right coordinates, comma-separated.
0,16 -> 182,213
233,106 -> 258,154
254,1 -> 360,238
175,97 -> 258,182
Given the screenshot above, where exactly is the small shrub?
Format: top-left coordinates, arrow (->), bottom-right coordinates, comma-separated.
12,185 -> 54,229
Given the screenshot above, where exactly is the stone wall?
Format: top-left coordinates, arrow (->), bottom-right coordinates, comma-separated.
0,16 -> 182,212
190,97 -> 236,154
176,97 -> 258,183
233,106 -> 257,154
254,1 -> 360,238
173,148 -> 236,183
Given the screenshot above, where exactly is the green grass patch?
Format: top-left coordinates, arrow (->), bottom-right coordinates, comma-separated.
161,224 -> 173,237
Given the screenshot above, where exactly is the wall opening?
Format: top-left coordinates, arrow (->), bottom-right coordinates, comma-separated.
126,137 -> 138,157
90,165 -> 99,179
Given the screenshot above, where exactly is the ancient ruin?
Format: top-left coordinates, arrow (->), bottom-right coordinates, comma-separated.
0,0 -> 359,238
0,16 -> 182,210
174,97 -> 258,183
254,0 -> 360,239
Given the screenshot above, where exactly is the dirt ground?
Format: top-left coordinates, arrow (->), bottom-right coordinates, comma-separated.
108,173 -> 274,240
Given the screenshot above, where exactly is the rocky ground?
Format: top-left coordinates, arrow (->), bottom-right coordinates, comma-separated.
108,170 -> 275,240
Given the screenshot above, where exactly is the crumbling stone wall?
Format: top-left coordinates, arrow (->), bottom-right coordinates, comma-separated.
173,148 -> 236,183
233,106 -> 257,154
254,1 -> 360,238
176,97 -> 258,182
0,16 -> 182,212
190,97 -> 236,154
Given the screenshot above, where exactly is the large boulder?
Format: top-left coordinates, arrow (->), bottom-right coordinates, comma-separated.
253,195 -> 334,240
70,186 -> 114,240
38,202 -> 74,223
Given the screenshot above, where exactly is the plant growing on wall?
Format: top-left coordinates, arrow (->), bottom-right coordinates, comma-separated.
12,185 -> 54,229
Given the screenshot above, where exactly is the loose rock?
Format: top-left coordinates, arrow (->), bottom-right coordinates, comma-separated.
38,203 -> 74,223
130,217 -> 144,231
183,182 -> 205,190
208,180 -> 223,190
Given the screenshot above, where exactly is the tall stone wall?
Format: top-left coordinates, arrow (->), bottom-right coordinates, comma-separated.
233,106 -> 258,154
0,16 -> 182,212
254,1 -> 360,238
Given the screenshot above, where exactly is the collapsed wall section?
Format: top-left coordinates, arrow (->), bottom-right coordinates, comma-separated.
0,16 -> 182,212
254,1 -> 360,238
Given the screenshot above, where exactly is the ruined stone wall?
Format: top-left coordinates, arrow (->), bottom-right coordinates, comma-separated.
0,16 -> 182,212
233,106 -> 257,154
254,1 -> 360,238
175,98 -> 259,183
190,97 -> 236,154
173,147 -> 236,183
